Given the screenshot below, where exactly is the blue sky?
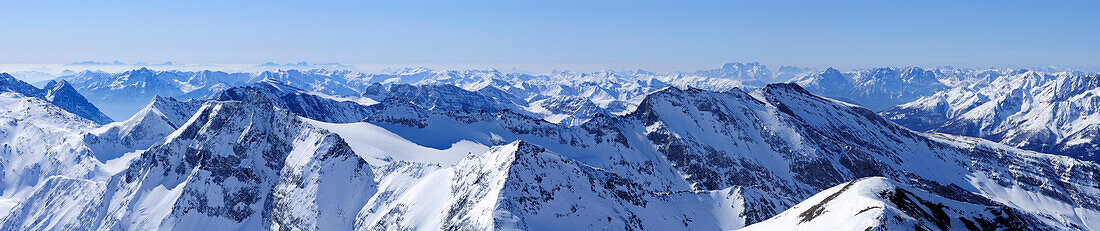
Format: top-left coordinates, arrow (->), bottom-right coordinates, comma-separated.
1,0 -> 1098,71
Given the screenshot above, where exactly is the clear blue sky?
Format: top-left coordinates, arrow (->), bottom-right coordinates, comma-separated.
1,0 -> 1098,71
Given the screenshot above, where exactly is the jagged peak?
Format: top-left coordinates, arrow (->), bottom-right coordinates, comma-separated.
0,73 -> 40,93
169,93 -> 286,140
0,72 -> 16,80
636,85 -> 764,107
901,66 -> 927,75
43,79 -> 75,92
253,78 -> 306,94
149,94 -> 175,103
43,79 -> 60,88
143,95 -> 194,115
210,86 -> 276,108
42,80 -> 83,101
720,61 -> 765,69
762,82 -> 817,97
506,140 -> 544,154
474,140 -> 549,164
125,67 -> 156,75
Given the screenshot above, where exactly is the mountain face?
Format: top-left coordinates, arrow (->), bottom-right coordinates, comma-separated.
352,83 -> 1100,229
882,72 -> 1100,161
0,92 -> 101,214
0,92 -> 376,230
83,96 -> 203,160
41,80 -> 115,124
362,83 -> 617,127
216,79 -> 376,123
527,96 -> 609,126
0,73 -> 113,124
793,67 -> 948,111
362,83 -> 513,113
741,177 -> 1052,230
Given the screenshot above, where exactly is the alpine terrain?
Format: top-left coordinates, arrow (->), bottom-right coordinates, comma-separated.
0,65 -> 1096,231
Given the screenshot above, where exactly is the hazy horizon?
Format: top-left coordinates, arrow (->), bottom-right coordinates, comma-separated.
3,61 -> 1097,83
3,0 -> 1097,73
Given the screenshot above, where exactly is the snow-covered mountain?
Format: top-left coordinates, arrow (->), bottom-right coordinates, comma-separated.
349,83 -> 1100,229
216,79 -> 377,123
1,92 -> 376,230
793,67 -> 948,111
741,177 -> 1051,230
0,73 -> 113,124
361,83 -> 515,113
0,92 -> 102,217
52,64 -> 764,123
8,65 -> 1099,230
882,71 -> 1100,162
688,62 -> 778,86
83,95 -> 203,160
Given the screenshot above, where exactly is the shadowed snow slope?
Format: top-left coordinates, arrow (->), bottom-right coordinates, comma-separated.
0,73 -> 112,124
741,177 -> 1053,231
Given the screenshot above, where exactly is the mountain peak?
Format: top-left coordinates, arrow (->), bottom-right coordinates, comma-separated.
211,86 -> 276,109
0,72 -> 16,81
821,67 -> 844,76
762,82 -> 815,97
0,74 -> 112,124
0,72 -> 43,97
721,61 -> 764,69
43,79 -> 75,92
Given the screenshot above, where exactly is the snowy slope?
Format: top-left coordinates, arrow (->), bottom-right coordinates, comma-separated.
355,141 -> 746,230
882,71 -> 1100,161
0,73 -> 113,124
83,96 -> 203,160
40,80 -> 114,124
741,177 -> 1054,230
525,96 -> 609,126
0,92 -> 376,230
0,92 -> 102,217
356,83 -> 1100,229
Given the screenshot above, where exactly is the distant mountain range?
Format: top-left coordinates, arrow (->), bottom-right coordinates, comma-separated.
882,70 -> 1100,162
53,63 -> 804,124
